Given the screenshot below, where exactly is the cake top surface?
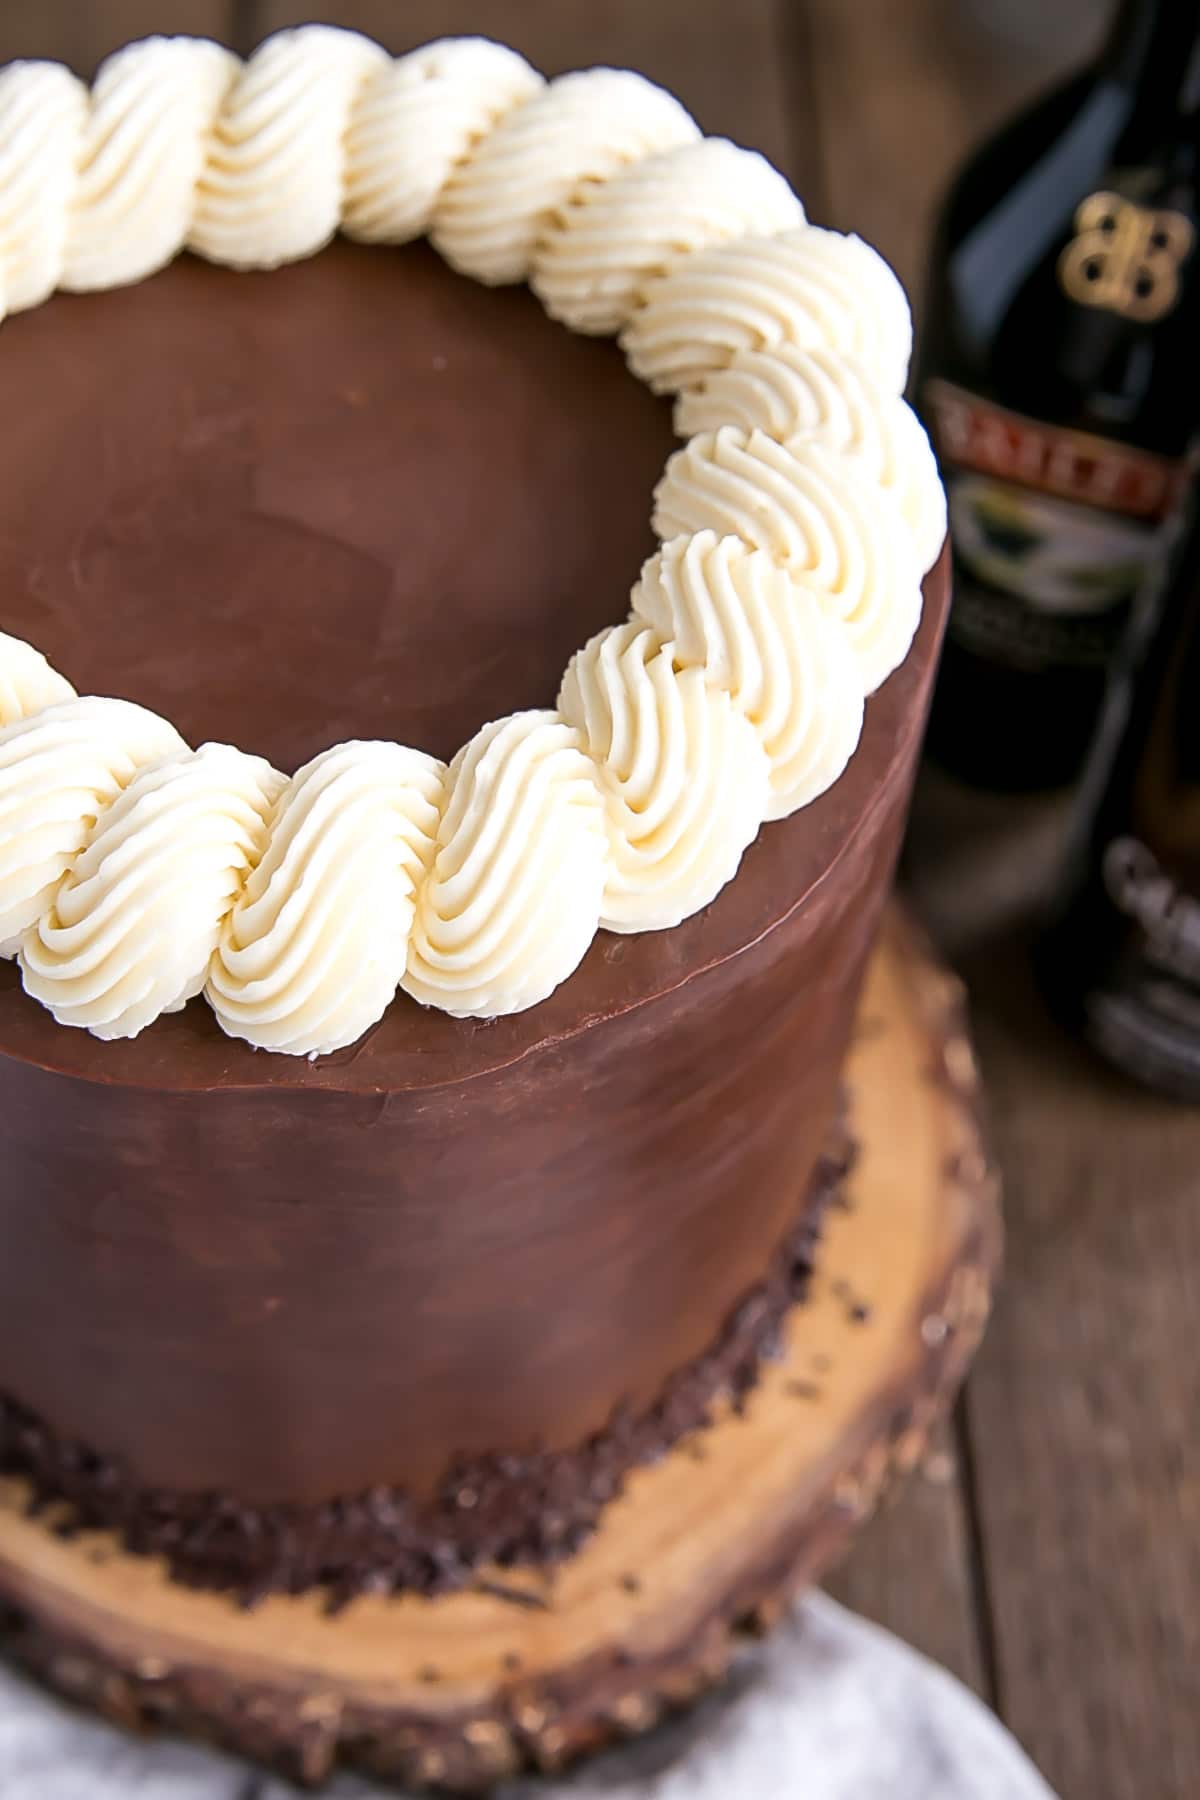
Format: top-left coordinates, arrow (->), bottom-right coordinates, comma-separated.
0,239 -> 675,773
0,29 -> 946,1074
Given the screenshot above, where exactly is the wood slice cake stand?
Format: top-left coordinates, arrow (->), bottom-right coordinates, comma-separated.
0,907 -> 1000,1792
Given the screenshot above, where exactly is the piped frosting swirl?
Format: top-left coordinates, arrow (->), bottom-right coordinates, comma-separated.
0,632 -> 77,728
653,427 -> 924,693
190,27 -> 387,271
622,226 -> 912,396
211,742 -> 446,1055
631,533 -> 865,820
70,36 -> 240,289
560,620 -> 770,929
21,744 -> 283,1039
0,697 -> 188,957
0,60 -> 87,312
404,712 -> 609,1018
432,67 -> 699,284
676,345 -> 946,572
532,138 -> 805,334
343,38 -> 542,247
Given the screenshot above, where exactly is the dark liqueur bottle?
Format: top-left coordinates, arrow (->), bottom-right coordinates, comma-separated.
918,0 -> 1200,790
1040,501 -> 1200,1099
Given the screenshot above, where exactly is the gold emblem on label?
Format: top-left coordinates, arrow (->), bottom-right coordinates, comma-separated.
1058,191 -> 1194,321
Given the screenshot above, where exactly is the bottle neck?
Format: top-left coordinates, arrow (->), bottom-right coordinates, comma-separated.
1100,0 -> 1200,117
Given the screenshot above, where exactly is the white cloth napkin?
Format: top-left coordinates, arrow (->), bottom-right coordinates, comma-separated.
0,1593 -> 1056,1799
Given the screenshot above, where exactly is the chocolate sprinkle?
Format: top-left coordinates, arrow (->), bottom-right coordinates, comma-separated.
473,1578 -> 549,1612
0,1134 -> 852,1607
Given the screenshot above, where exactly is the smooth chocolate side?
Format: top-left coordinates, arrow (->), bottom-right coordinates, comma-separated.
0,1125 -> 849,1607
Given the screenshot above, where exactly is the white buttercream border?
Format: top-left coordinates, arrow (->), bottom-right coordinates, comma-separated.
0,28 -> 942,1054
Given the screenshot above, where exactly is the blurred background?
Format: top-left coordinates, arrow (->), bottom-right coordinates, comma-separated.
1,4 -> 1195,1799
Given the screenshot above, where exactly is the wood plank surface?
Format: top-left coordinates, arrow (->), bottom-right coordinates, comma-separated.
0,2 -> 235,71
962,940 -> 1200,1800
826,1415 -> 988,1697
908,774 -> 1200,1800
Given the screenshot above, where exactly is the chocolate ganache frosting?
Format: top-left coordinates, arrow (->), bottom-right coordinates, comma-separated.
0,239 -> 948,1570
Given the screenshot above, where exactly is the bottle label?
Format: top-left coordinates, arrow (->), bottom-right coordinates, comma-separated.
925,378 -> 1190,672
1087,835 -> 1200,1090
1058,192 -> 1195,322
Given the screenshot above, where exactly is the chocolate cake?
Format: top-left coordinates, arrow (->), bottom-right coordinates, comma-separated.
0,28 -> 948,1620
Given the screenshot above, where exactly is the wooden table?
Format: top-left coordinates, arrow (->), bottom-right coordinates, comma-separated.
2,5 -> 1196,1798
